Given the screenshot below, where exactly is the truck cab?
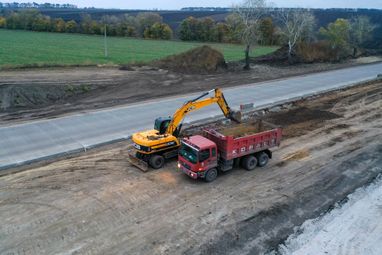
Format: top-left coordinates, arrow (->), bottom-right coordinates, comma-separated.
178,121 -> 282,182
178,135 -> 218,181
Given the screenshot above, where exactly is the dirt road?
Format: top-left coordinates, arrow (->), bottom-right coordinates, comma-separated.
0,81 -> 381,254
1,57 -> 380,124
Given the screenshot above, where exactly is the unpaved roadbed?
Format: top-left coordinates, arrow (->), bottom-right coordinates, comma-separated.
0,81 -> 381,254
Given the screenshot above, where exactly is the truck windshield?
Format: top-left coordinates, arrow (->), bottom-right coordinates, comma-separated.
179,143 -> 198,164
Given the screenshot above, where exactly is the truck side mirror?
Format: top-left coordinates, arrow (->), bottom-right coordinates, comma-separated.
212,148 -> 216,157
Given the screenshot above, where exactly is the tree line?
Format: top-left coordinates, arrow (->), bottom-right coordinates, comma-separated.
0,10 -> 173,39
225,0 -> 378,68
0,3 -> 379,67
0,8 -> 282,44
0,2 -> 77,9
179,15 -> 280,45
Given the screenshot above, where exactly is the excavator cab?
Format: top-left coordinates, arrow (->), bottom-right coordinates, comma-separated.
154,117 -> 172,135
154,117 -> 183,137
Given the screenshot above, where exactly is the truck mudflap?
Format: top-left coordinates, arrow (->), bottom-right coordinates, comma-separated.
128,151 -> 149,172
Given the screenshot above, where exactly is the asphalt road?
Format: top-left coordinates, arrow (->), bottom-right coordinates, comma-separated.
1,63 -> 381,170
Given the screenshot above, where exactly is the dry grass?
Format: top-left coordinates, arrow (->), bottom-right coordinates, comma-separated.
282,149 -> 311,161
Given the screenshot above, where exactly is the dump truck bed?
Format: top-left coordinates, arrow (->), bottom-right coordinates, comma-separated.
203,121 -> 282,160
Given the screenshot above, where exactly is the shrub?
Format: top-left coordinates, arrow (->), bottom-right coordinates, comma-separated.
296,41 -> 340,63
0,16 -> 6,28
144,22 -> 172,40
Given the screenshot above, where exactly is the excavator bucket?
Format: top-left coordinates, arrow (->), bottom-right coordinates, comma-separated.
128,151 -> 149,172
230,110 -> 242,123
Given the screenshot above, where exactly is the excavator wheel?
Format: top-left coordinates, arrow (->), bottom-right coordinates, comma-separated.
149,155 -> 165,169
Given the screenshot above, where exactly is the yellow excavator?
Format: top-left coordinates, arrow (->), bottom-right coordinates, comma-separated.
128,88 -> 241,171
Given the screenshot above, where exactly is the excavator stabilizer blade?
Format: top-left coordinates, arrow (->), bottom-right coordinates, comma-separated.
128,152 -> 149,172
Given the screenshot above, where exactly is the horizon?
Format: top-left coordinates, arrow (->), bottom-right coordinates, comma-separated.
0,1 -> 382,10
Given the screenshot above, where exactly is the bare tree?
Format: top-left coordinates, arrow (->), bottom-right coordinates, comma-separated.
234,0 -> 267,70
278,9 -> 315,63
350,16 -> 376,57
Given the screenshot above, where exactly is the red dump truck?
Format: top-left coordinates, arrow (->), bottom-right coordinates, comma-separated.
178,121 -> 282,182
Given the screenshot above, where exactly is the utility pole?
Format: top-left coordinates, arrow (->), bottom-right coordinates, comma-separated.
104,24 -> 108,58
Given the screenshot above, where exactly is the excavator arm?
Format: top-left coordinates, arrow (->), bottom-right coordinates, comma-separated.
166,88 -> 241,135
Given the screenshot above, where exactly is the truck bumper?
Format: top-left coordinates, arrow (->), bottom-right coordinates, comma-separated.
180,166 -> 200,179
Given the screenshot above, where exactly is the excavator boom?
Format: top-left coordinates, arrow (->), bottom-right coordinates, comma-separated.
166,88 -> 241,135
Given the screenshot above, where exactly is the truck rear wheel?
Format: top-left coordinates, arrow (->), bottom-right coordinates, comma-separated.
149,155 -> 165,169
205,168 -> 218,182
257,152 -> 269,167
242,155 -> 257,171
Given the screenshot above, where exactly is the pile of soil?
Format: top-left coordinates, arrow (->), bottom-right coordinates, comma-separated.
265,106 -> 340,139
153,45 -> 227,74
252,45 -> 289,64
268,107 -> 339,125
213,121 -> 272,138
0,84 -> 93,111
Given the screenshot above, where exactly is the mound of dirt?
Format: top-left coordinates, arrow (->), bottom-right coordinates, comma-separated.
153,46 -> 227,74
268,107 -> 339,125
252,46 -> 289,64
266,107 -> 340,138
217,121 -> 272,138
0,84 -> 93,111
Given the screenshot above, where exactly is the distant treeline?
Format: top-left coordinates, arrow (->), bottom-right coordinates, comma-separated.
178,15 -> 280,45
180,7 -> 382,12
0,2 -> 77,9
2,7 -> 380,44
0,8 -> 381,50
181,7 -> 232,12
0,9 -> 280,44
0,10 -> 173,39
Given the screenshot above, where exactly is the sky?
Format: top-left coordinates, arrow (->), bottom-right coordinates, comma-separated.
3,0 -> 382,10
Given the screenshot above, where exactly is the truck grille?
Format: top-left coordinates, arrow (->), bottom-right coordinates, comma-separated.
181,161 -> 191,170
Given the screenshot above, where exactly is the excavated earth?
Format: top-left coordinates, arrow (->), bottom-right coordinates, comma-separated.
215,121 -> 273,138
0,81 -> 381,254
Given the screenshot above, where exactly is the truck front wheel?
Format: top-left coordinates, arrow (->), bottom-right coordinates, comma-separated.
242,155 -> 257,171
149,155 -> 165,169
205,168 -> 218,182
257,152 -> 269,167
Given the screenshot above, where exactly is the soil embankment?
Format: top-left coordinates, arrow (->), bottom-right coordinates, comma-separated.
0,81 -> 381,254
152,45 -> 227,74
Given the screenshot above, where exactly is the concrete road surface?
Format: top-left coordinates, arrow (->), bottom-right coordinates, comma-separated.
1,63 -> 381,170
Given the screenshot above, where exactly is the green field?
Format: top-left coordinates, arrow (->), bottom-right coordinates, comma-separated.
0,29 -> 278,68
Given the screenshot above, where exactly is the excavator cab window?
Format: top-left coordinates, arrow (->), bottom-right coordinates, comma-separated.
154,117 -> 172,135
